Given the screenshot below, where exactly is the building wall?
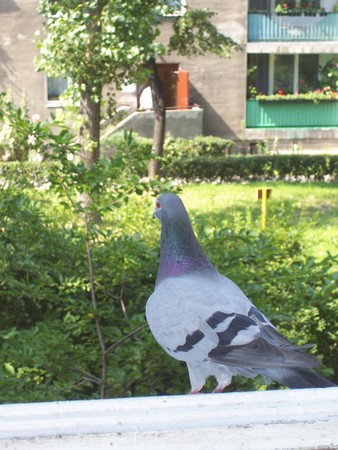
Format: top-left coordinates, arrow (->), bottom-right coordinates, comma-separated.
0,0 -> 248,139
0,0 -> 46,119
159,0 -> 248,140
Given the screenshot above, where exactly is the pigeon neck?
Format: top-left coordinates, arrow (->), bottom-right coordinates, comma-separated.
156,217 -> 215,286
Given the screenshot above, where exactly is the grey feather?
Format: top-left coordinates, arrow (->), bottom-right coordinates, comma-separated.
146,193 -> 336,393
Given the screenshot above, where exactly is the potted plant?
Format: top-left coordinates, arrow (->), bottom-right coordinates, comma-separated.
319,6 -> 328,16
293,4 -> 302,15
304,2 -> 318,15
275,2 -> 289,15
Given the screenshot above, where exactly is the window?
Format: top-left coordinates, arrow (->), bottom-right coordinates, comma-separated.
248,0 -> 270,13
248,54 -> 319,96
163,0 -> 186,16
46,76 -> 68,106
274,55 -> 294,94
247,54 -> 269,95
299,55 -> 319,92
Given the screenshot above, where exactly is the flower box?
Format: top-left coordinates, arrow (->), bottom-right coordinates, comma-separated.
246,99 -> 338,128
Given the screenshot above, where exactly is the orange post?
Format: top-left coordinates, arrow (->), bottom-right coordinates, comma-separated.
176,70 -> 189,109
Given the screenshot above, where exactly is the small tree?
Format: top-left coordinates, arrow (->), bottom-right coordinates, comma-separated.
36,0 -> 162,168
148,7 -> 241,177
37,1 -> 240,173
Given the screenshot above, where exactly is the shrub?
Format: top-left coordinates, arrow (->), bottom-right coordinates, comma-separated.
164,154 -> 338,181
0,186 -> 337,400
100,133 -> 235,171
165,135 -> 234,159
101,131 -> 152,160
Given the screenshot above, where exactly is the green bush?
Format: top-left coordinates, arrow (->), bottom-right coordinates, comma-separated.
0,129 -> 337,400
101,131 -> 152,160
0,161 -> 51,188
0,93 -> 33,161
164,154 -> 338,181
101,133 -> 234,171
0,185 -> 337,401
164,135 -> 234,159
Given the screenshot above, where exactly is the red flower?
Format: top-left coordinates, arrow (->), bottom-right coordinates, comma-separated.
278,90 -> 284,95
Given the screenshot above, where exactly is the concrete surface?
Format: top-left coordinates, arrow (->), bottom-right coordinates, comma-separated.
1,387 -> 338,450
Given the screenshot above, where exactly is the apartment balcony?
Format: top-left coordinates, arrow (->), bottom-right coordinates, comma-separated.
248,13 -> 338,41
246,99 -> 338,128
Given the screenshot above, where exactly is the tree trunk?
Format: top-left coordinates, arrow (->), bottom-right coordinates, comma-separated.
148,58 -> 166,179
80,86 -> 101,169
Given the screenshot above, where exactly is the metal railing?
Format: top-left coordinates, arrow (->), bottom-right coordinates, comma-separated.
248,12 -> 338,41
246,99 -> 338,128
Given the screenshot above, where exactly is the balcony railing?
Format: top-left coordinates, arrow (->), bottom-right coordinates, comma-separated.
246,99 -> 338,128
248,12 -> 338,41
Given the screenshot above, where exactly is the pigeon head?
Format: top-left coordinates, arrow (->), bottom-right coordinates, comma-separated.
153,193 -> 216,286
153,193 -> 188,221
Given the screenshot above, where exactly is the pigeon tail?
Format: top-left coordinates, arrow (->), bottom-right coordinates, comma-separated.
259,367 -> 337,389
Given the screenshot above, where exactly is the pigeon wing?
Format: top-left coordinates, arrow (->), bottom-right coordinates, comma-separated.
146,275 -> 320,370
146,275 -> 261,364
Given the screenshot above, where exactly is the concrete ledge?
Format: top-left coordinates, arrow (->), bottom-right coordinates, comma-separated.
245,127 -> 338,152
1,388 -> 338,449
247,41 -> 338,54
102,108 -> 203,140
245,127 -> 338,140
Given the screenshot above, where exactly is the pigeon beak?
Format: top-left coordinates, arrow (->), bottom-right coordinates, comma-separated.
153,206 -> 159,219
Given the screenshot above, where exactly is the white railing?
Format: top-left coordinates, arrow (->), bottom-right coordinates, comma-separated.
0,387 -> 337,449
248,13 -> 338,41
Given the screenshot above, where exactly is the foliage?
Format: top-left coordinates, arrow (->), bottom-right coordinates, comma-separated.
256,89 -> 338,102
101,132 -> 152,160
0,93 -> 36,161
102,132 -> 234,156
0,115 -> 176,401
164,135 -> 235,159
247,65 -> 258,99
318,57 -> 338,92
0,161 -> 50,187
100,133 -> 235,176
36,0 -> 162,90
275,2 -> 289,15
1,179 -> 337,400
163,154 -> 338,182
36,1 -> 240,162
169,8 -> 241,57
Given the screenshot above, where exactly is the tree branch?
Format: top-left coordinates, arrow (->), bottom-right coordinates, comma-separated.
105,323 -> 147,356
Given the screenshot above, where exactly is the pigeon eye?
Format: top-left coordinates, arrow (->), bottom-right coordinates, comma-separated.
156,201 -> 161,209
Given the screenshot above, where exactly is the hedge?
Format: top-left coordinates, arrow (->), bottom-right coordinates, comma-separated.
1,155 -> 337,187
0,162 -> 50,188
163,154 -> 338,181
101,134 -> 235,159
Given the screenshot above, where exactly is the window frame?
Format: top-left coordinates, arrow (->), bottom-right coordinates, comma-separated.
45,75 -> 69,108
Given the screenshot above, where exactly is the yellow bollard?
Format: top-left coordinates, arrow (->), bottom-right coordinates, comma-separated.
257,188 -> 272,230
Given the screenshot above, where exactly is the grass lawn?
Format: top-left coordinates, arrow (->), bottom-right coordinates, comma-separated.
178,181 -> 338,260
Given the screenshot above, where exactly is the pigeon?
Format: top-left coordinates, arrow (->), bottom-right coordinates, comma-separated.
146,193 -> 336,393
